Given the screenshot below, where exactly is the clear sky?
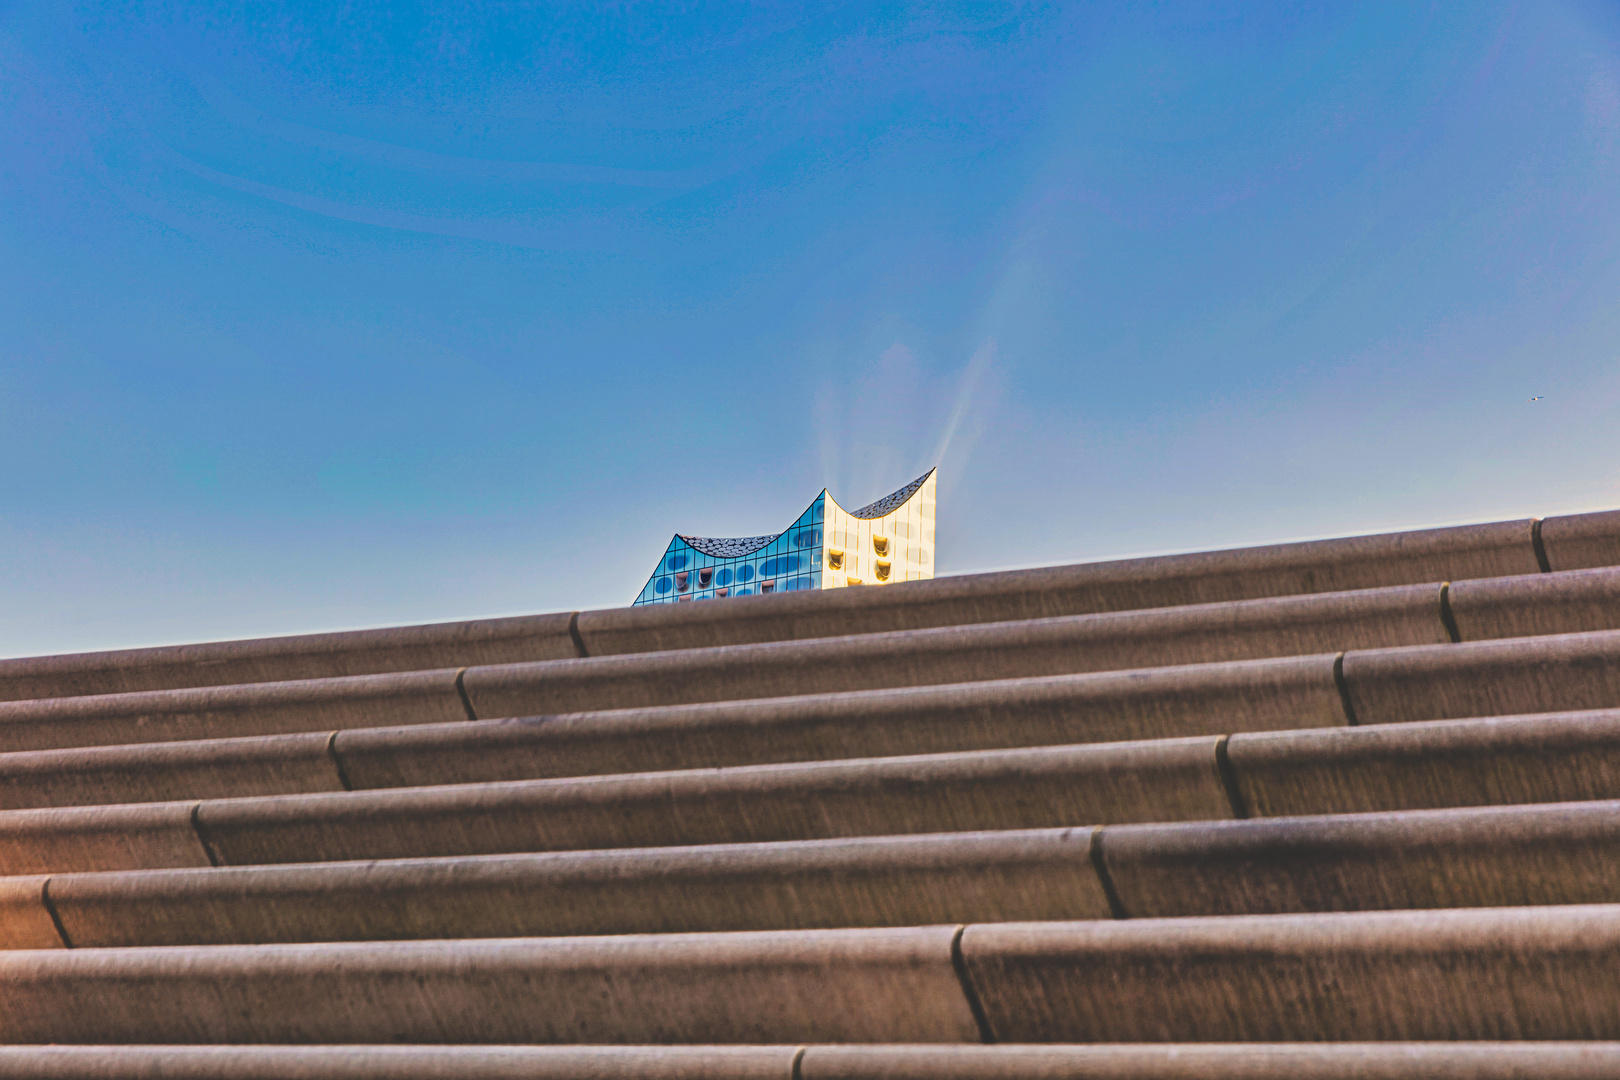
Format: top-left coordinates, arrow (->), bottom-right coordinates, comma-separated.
4,2 -> 1620,657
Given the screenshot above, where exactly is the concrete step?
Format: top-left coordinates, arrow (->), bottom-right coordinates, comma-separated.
962,904 -> 1620,1042
0,800 -> 212,876
0,650 -> 1347,755
13,572 -> 1620,752
0,927 -> 983,1045
466,569 -> 1620,718
7,511 -> 1618,1060
2,1043 -> 1619,1079
6,829 -> 1106,948
16,701 -> 1620,874
9,704 -> 1620,877
496,624 -> 1620,739
0,670 -> 470,754
1099,799 -> 1620,917
1450,564 -> 1620,639
9,907 -> 1620,1043
5,682 -> 1620,827
12,511 -> 1605,703
799,1043 -> 1620,1079
578,516 -> 1564,657
1228,708 -> 1620,815
0,656 -> 1346,807
796,1042 -> 1620,1080
1343,629 -> 1620,723
9,800 -> 1620,948
0,732 -> 348,811
0,614 -> 579,704
460,583 -> 1456,719
0,1045 -> 797,1079
0,738 -> 1233,874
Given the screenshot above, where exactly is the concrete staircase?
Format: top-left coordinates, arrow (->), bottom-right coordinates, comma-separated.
6,510 -> 1620,1075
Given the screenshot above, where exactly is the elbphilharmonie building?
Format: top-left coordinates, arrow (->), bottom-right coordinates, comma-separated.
632,469 -> 937,605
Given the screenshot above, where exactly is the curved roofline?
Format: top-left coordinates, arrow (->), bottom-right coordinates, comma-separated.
664,467 -> 936,561
675,532 -> 784,558
826,467 -> 936,520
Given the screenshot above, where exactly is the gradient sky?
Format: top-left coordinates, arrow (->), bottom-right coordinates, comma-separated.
4,2 -> 1620,657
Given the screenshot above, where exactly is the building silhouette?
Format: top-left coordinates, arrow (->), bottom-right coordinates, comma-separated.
633,469 -> 937,604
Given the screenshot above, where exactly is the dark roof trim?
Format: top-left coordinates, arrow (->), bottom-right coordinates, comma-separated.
850,468 -> 935,519
676,533 -> 783,558
671,469 -> 933,559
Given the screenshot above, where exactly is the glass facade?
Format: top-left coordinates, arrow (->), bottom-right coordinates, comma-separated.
632,469 -> 936,606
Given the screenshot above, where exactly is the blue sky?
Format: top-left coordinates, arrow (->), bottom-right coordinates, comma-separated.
4,2 -> 1620,656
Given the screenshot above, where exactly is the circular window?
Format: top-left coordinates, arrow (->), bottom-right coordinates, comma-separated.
738,564 -> 756,582
666,555 -> 688,572
655,577 -> 672,594
716,568 -> 734,586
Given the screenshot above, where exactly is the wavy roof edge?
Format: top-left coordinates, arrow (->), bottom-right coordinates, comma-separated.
5,508 -> 1620,695
674,469 -> 936,558
675,533 -> 783,558
846,468 -> 935,519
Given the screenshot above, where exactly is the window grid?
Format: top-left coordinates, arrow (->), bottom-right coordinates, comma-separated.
632,471 -> 934,606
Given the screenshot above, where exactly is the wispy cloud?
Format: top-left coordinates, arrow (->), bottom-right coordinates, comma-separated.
931,338 -> 998,484
815,338 -> 1000,506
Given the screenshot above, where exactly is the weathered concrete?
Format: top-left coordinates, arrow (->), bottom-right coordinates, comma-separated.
42,801 -> 1620,948
470,587 -> 1444,718
0,613 -> 580,703
17,610 -> 1620,767
0,657 -> 1344,807
10,509 -> 1620,1060
0,733 -> 345,810
0,671 -> 467,753
1228,710 -> 1620,816
0,874 -> 62,949
801,1043 -> 1620,1080
1101,801 -> 1620,916
0,1045 -> 799,1080
962,905 -> 1620,1042
1342,630 -> 1620,724
1449,567 -> 1620,641
0,1044 -> 1612,1080
0,928 -> 981,1044
1542,509 -> 1620,572
49,830 -> 1105,947
579,518 -> 1540,656
339,656 -> 1345,789
0,514 -> 1563,705
195,739 -> 1230,867
0,801 -> 211,875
